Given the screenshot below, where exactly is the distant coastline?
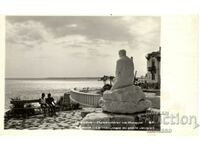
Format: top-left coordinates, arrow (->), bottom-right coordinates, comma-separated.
5,77 -> 101,80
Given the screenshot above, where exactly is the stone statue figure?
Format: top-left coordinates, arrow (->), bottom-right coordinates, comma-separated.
111,49 -> 134,90
100,49 -> 152,114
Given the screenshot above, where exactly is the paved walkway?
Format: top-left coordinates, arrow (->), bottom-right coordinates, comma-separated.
4,110 -> 83,130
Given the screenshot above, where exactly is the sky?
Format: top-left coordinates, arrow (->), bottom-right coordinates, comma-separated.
6,16 -> 160,78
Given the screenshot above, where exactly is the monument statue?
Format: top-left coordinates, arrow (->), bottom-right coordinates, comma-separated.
111,49 -> 134,90
100,49 -> 152,114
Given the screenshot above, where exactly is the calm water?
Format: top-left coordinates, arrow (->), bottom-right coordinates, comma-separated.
5,79 -> 103,110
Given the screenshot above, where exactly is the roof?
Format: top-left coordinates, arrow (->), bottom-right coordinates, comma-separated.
146,50 -> 160,60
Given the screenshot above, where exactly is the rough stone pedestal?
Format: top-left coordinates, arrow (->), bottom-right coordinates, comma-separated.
99,85 -> 152,114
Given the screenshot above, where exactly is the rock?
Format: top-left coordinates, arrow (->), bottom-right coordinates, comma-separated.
80,108 -> 103,118
146,96 -> 160,109
73,122 -> 80,126
29,127 -> 39,130
100,85 -> 152,114
104,85 -> 145,102
63,93 -> 71,105
80,108 -> 96,118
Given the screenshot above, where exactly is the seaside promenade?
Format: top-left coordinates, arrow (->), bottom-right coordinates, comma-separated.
4,107 -> 160,130
4,110 -> 83,130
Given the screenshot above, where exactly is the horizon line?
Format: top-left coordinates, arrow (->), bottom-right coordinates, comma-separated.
5,76 -> 103,80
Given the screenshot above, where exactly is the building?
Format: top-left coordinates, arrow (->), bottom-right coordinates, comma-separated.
145,47 -> 161,88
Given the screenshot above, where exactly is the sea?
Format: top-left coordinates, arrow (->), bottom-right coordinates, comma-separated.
5,78 -> 104,110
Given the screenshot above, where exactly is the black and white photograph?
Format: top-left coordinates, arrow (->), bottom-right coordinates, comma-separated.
3,16 -> 161,130
1,1 -> 200,150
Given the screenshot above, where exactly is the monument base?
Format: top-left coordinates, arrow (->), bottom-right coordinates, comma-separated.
100,99 -> 152,114
100,85 -> 152,114
81,110 -> 160,130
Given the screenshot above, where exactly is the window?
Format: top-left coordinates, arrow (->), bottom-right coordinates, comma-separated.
152,59 -> 155,80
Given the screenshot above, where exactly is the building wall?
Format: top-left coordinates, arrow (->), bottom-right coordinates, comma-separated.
146,56 -> 160,83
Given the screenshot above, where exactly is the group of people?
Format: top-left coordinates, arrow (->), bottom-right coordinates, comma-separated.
39,93 -> 56,116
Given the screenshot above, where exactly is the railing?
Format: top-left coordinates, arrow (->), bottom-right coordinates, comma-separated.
70,89 -> 102,107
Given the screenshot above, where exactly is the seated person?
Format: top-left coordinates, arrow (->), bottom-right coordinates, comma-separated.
111,49 -> 134,90
46,93 -> 56,116
39,93 -> 47,116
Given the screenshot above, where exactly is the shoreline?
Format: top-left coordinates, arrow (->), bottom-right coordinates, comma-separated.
5,77 -> 101,81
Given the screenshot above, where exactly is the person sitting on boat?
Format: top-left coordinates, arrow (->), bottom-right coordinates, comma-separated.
39,93 -> 47,116
46,93 -> 56,116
